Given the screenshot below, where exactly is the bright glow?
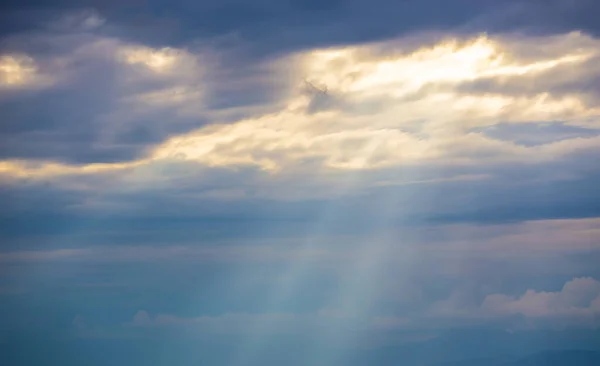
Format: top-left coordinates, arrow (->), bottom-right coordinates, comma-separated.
300,34 -> 593,99
0,159 -> 146,179
119,46 -> 181,73
128,85 -> 204,107
2,32 -> 600,179
0,55 -> 38,86
149,33 -> 599,171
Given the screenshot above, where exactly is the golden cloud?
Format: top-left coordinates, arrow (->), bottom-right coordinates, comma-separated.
2,32 -> 600,179
0,54 -> 54,88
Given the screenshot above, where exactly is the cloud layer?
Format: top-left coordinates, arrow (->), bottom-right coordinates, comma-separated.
2,3 -> 600,364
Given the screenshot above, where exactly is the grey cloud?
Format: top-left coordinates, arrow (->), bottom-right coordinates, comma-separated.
1,1 -> 495,47
0,33 -> 181,163
461,0 -> 600,36
0,29 -> 290,164
4,1 -> 600,58
3,6 -> 600,167
3,144 -> 600,247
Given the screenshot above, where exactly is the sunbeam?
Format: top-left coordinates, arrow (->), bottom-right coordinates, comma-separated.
2,3 -> 600,366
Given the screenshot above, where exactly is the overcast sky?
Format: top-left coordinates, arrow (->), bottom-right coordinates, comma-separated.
1,1 -> 600,365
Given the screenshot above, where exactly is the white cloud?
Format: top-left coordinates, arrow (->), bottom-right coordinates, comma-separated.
480,278 -> 600,330
430,277 -> 600,329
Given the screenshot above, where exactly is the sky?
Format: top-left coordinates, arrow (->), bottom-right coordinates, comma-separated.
1,0 -> 600,365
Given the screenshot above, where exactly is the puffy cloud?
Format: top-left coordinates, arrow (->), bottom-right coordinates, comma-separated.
480,278 -> 600,329
430,277 -> 600,330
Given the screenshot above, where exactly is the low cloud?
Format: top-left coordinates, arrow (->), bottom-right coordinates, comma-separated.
114,277 -> 600,341
2,217 -> 599,264
431,277 -> 600,330
481,277 -> 600,320
127,310 -> 323,334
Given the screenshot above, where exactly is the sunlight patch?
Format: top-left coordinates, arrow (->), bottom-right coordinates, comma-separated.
0,54 -> 52,88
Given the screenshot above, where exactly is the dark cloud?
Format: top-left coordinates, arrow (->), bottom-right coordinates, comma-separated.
2,1 -> 599,165
2,146 -> 600,249
0,45 -> 268,164
0,57 -> 129,163
0,29 -> 295,164
0,86 -> 209,164
462,0 -> 600,36
424,169 -> 600,224
3,1 -> 600,57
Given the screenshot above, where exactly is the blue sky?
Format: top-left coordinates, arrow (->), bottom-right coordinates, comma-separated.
1,1 -> 600,365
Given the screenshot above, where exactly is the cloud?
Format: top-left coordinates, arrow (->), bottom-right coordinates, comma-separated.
471,122 -> 600,147
127,310 -> 324,334
1,30 -> 599,186
481,278 -> 600,329
420,218 -> 600,257
430,277 -> 600,330
4,140 -> 600,234
0,26 -> 213,165
0,244 -> 348,264
6,1 -> 600,54
131,310 -> 152,326
102,277 -> 600,341
0,54 -> 54,89
146,31 -> 600,171
48,9 -> 106,32
3,5 -> 600,364
1,218 -> 598,285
